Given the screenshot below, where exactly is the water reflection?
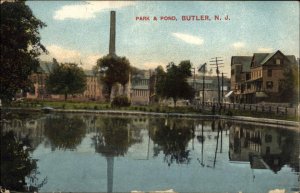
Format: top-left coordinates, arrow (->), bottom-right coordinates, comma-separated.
44,115 -> 86,151
1,130 -> 47,191
1,113 -> 299,192
91,117 -> 143,193
149,118 -> 194,166
229,123 -> 299,174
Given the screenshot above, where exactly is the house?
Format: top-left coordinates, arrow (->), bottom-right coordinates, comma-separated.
231,50 -> 298,103
230,56 -> 252,103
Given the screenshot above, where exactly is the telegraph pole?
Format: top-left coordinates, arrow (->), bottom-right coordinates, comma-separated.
210,57 -> 224,114
198,63 -> 207,109
221,72 -> 228,99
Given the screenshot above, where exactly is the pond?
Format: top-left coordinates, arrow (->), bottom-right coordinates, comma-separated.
1,112 -> 299,192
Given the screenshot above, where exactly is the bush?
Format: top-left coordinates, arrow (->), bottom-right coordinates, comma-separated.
94,105 -> 98,110
111,95 -> 130,107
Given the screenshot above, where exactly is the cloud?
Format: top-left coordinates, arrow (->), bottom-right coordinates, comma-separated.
257,47 -> 273,52
172,32 -> 204,45
41,44 -> 101,69
83,54 -> 102,69
47,45 -> 81,61
138,61 -> 166,70
232,42 -> 245,49
54,1 -> 136,20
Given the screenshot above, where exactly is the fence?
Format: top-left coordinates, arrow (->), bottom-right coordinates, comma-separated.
194,102 -> 299,117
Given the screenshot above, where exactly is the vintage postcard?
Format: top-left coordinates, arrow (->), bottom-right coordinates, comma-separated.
0,1 -> 299,193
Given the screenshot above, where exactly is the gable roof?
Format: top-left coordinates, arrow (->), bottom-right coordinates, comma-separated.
260,52 -> 277,65
231,56 -> 252,72
252,50 -> 295,67
252,53 -> 270,66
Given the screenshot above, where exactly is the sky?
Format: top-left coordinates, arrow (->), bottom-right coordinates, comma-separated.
26,1 -> 300,76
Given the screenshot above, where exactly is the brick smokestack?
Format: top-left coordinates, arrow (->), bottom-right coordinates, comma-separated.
109,11 -> 116,55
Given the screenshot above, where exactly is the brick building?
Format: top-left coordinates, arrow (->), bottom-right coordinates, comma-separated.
26,61 -> 104,101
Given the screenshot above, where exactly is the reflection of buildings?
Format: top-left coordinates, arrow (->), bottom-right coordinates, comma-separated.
229,125 -> 299,173
2,117 -> 45,150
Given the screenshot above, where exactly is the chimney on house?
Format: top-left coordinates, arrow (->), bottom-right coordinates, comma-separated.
109,11 -> 116,55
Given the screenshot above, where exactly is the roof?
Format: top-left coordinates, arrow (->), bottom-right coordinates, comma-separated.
252,53 -> 270,66
286,55 -> 297,64
231,56 -> 252,72
260,52 -> 277,65
252,50 -> 297,66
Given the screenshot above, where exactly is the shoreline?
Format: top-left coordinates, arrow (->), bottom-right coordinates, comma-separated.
2,107 -> 299,130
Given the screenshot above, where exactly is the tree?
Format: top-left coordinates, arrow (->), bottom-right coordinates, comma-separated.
0,1 -> 47,103
46,63 -> 87,101
154,65 -> 167,101
279,63 -> 299,104
156,61 -> 195,107
1,131 -> 47,191
96,55 -> 130,101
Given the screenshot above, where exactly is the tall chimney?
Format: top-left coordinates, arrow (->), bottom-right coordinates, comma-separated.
109,11 -> 116,55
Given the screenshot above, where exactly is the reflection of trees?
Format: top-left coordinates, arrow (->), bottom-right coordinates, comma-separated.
44,115 -> 86,150
92,117 -> 141,157
1,131 -> 47,191
149,118 -> 194,166
91,117 -> 142,193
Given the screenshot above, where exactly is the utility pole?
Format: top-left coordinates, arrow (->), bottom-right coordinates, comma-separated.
221,72 -> 228,101
210,57 -> 224,114
198,63 -> 207,109
192,67 -> 196,91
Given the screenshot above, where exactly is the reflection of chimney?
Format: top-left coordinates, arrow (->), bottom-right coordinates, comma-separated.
107,156 -> 114,193
109,11 -> 116,55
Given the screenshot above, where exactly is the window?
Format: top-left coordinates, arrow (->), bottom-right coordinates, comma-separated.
267,69 -> 272,77
276,59 -> 281,65
266,81 -> 273,89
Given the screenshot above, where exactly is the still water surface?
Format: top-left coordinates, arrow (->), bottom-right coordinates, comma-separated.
1,112 -> 299,192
